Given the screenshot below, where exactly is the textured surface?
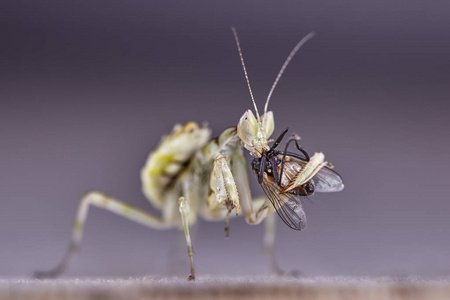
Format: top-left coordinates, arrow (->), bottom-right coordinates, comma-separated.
1,277 -> 450,300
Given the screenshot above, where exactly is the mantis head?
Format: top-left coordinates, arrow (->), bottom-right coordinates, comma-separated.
231,27 -> 314,158
237,110 -> 274,157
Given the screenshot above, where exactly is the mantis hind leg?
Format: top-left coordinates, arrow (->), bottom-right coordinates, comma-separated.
264,213 -> 283,275
33,191 -> 172,279
264,213 -> 302,276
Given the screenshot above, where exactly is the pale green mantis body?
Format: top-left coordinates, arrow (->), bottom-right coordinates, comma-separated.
35,29 -> 344,280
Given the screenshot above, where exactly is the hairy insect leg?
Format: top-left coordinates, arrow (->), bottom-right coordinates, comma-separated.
178,197 -> 195,281
34,191 -> 171,279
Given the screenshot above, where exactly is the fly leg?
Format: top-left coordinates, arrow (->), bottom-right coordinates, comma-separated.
33,191 -> 172,279
178,197 -> 196,280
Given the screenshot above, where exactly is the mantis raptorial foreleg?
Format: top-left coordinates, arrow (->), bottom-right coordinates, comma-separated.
227,148 -> 276,224
208,154 -> 241,237
209,147 -> 295,275
34,191 -> 173,279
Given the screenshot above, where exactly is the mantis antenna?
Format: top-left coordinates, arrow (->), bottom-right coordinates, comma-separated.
264,32 -> 316,116
231,27 -> 261,122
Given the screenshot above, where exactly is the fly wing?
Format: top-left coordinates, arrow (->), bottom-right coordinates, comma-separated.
312,166 -> 344,192
260,176 -> 307,231
282,156 -> 344,193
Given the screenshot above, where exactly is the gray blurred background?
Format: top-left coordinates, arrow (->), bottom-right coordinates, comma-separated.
1,0 -> 449,278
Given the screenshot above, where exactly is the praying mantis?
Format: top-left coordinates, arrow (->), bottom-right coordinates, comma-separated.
35,28 -> 344,280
